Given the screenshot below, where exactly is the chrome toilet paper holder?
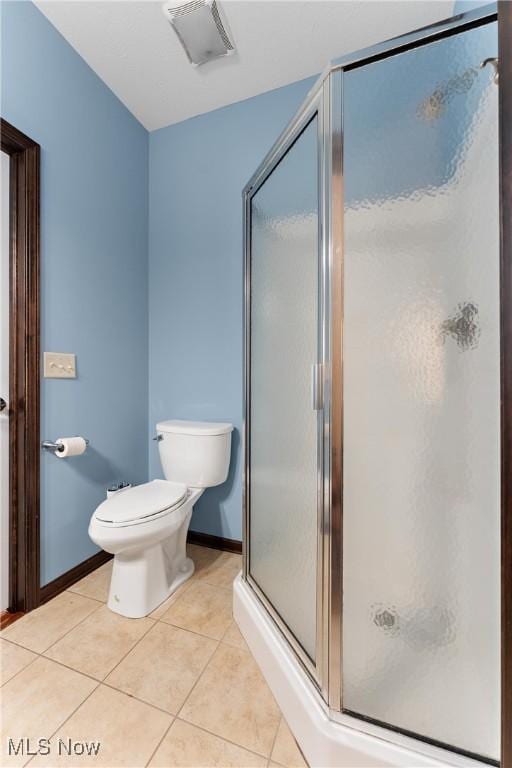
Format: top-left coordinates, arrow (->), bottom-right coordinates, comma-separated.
42,438 -> 90,455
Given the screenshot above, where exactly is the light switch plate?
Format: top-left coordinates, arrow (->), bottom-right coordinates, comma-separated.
44,352 -> 76,379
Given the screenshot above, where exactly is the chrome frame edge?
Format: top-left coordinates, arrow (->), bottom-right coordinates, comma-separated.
243,4 -> 496,204
329,2 -> 496,73
322,67 -> 344,711
242,86 -> 325,688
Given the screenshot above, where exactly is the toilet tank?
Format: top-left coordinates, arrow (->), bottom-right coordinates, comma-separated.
156,420 -> 233,488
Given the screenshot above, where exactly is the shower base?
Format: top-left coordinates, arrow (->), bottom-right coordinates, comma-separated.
233,576 -> 486,768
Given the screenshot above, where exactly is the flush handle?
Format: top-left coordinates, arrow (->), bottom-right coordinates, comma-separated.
153,434 -> 163,442
311,363 -> 324,411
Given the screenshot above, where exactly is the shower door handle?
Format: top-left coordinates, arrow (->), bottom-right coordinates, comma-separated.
311,363 -> 324,411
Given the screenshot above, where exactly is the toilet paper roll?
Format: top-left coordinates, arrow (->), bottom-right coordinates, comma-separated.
55,436 -> 87,458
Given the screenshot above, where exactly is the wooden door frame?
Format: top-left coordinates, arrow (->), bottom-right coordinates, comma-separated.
1,118 -> 40,613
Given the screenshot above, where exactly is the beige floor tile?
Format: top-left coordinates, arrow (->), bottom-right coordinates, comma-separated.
30,684 -> 172,768
187,543 -> 220,563
0,656 -> 97,767
68,560 -> 113,602
149,542 -> 223,619
105,622 -> 216,714
149,578 -> 193,620
0,592 -> 100,653
222,621 -> 248,650
0,639 -> 37,685
196,551 -> 242,589
271,719 -> 307,768
45,605 -> 154,680
160,581 -> 232,640
149,719 -> 267,767
187,545 -> 226,576
180,642 -> 280,757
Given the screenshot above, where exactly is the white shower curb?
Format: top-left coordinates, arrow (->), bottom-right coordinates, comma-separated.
233,575 -> 485,768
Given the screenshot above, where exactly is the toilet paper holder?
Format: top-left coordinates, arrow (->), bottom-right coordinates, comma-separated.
42,438 -> 90,455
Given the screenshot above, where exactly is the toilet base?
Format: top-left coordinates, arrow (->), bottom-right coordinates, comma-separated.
108,551 -> 194,618
107,502 -> 196,620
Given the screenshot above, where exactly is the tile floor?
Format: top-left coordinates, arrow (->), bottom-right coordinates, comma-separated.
0,545 -> 307,768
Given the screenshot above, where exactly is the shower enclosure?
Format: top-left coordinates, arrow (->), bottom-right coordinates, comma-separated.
236,4 -> 511,767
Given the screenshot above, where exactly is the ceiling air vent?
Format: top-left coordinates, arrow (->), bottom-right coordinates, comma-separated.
162,0 -> 235,67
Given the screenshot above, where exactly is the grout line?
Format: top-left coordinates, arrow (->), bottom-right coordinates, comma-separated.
268,714 -> 283,766
174,711 -> 273,761
97,594 -> 236,713
0,644 -> 40,687
0,598 -> 104,656
66,563 -> 113,598
64,591 -> 106,603
174,638 -> 222,719
218,617 -> 234,643
3,634 -> 269,764
3,550 -> 247,766
148,579 -> 195,618
174,716 -> 274,762
3,608 -> 155,688
2,555 -> 231,675
144,716 -> 175,767
25,681 -> 102,767
40,599 -> 105,655
3,642 -> 113,687
99,679 -> 178,717
155,616 -> 226,643
96,615 -> 157,683
280,715 -> 309,767
40,656 -> 107,684
174,641 -> 276,761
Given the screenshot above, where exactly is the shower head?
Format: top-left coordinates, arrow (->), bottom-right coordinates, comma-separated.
162,0 -> 235,67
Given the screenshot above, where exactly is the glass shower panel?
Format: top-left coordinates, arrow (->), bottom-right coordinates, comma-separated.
342,24 -> 500,760
249,116 -> 319,662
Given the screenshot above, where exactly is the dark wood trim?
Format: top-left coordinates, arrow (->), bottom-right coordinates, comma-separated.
39,550 -> 112,605
187,530 -> 242,554
1,119 -> 41,613
0,610 -> 24,630
499,3 -> 512,766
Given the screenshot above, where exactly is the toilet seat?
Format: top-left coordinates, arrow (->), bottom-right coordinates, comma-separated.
93,479 -> 188,527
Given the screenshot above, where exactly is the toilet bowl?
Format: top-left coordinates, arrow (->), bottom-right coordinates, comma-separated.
89,419 -> 233,618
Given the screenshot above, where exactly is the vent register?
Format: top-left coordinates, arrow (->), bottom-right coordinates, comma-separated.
162,0 -> 235,66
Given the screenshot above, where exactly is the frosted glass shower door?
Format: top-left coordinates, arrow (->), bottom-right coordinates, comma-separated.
342,23 -> 500,761
248,115 -> 320,664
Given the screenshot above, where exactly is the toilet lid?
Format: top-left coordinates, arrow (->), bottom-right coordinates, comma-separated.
94,479 -> 188,525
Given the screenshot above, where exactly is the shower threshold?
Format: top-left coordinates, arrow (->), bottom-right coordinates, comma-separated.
233,576 -> 489,768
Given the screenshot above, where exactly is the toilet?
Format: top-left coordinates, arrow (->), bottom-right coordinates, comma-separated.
88,419 -> 233,618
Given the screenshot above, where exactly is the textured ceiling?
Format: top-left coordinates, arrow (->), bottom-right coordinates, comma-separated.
35,1 -> 455,131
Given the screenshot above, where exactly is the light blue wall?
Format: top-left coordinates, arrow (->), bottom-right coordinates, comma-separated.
1,0 -> 473,573
148,78 -> 315,541
1,1 -> 149,585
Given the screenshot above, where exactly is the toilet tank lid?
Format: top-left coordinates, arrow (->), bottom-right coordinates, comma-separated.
156,419 -> 233,436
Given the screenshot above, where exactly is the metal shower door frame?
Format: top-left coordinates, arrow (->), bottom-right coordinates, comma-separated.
327,0 -> 500,687
243,82 -> 329,688
327,9 -> 507,764
243,3 -> 511,765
